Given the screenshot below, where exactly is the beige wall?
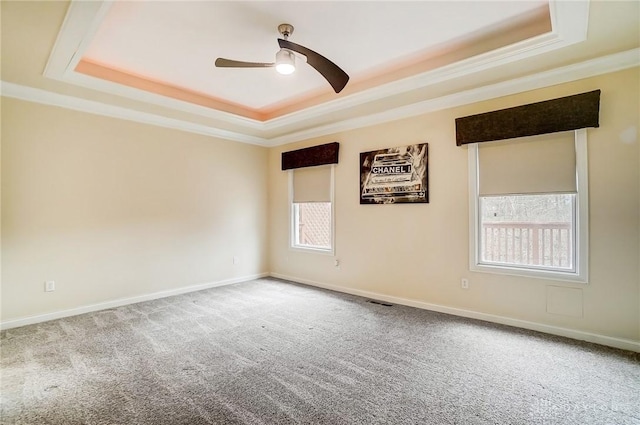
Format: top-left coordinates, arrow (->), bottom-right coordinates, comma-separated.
2,68 -> 638,343
268,68 -> 640,342
1,98 -> 269,321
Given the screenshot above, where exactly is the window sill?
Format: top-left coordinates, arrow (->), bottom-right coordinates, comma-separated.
290,245 -> 335,256
470,262 -> 588,284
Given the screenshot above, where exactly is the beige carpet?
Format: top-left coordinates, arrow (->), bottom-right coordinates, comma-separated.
2,278 -> 639,424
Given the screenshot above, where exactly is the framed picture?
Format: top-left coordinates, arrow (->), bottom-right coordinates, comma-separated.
360,143 -> 428,204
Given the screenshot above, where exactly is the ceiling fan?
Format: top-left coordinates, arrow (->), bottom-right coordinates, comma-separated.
215,24 -> 349,94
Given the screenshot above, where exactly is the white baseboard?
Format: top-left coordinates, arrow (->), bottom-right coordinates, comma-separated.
0,272 -> 269,330
5,271 -> 638,353
270,273 -> 640,353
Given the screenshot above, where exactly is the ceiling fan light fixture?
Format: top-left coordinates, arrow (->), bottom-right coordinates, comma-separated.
275,49 -> 295,75
214,23 -> 349,92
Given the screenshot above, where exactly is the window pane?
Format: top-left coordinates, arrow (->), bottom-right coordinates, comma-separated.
479,194 -> 574,270
294,202 -> 331,249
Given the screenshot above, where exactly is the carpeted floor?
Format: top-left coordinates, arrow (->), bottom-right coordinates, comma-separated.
1,278 -> 639,424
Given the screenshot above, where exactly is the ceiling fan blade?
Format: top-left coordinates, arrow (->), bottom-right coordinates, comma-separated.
278,39 -> 349,93
215,58 -> 275,68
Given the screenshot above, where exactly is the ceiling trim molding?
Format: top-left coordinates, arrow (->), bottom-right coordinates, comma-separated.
5,48 -> 637,147
43,1 -> 263,130
549,0 -> 590,43
44,0 -> 590,134
264,33 -> 564,131
264,1 -> 590,131
267,48 -> 640,145
43,1 -> 111,78
54,70 -> 266,130
0,82 -> 269,146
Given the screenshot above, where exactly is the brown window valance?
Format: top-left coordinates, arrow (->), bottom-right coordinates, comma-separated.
455,90 -> 600,146
281,142 -> 339,170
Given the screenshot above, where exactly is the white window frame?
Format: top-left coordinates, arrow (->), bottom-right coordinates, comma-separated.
288,165 -> 335,255
468,129 -> 589,283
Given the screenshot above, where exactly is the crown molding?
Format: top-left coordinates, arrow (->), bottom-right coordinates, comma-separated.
43,0 -> 110,78
4,48 -> 638,147
0,82 -> 269,146
267,48 -> 640,145
549,0 -> 590,43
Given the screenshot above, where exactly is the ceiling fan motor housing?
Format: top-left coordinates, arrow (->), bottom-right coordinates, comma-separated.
278,23 -> 294,38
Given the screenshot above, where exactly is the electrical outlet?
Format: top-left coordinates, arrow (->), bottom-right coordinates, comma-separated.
334,259 -> 340,267
233,256 -> 239,265
45,281 -> 55,292
461,278 -> 469,289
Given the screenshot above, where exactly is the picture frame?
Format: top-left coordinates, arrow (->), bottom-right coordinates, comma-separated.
360,143 -> 428,204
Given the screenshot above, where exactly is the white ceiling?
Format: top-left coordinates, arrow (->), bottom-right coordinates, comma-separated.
82,1 -> 548,111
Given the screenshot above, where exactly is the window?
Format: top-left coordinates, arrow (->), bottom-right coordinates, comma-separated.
479,194 -> 575,271
289,165 -> 334,253
292,202 -> 332,249
469,129 -> 588,282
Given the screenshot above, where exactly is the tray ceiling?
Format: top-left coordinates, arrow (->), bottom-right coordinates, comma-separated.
6,1 -> 635,145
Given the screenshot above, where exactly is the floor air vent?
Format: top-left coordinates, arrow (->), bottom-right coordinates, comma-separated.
368,300 -> 393,307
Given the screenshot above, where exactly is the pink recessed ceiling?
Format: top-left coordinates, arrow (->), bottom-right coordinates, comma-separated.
77,1 -> 551,121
